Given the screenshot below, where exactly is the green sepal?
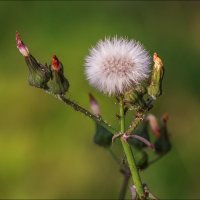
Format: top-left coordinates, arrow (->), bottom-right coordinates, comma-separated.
25,55 -> 51,89
154,122 -> 171,154
147,68 -> 164,99
47,69 -> 69,95
147,54 -> 164,100
93,123 -> 113,147
124,86 -> 147,111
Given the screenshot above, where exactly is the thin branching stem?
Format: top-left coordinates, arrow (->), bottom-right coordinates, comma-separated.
45,90 -> 117,134
119,96 -> 145,199
126,97 -> 154,135
126,111 -> 146,135
119,169 -> 131,200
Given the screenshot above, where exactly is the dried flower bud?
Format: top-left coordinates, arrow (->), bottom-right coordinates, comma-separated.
89,93 -> 100,116
47,55 -> 69,95
146,114 -> 160,137
147,53 -> 164,99
16,32 -> 29,57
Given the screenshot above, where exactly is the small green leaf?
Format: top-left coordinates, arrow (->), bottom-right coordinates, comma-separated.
93,123 -> 113,147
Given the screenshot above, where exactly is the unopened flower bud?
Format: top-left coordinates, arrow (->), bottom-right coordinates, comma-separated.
51,55 -> 62,71
16,32 -> 51,88
146,114 -> 160,137
47,55 -> 69,95
25,55 -> 51,89
89,93 -> 100,116
124,87 -> 146,111
16,32 -> 29,57
147,53 -> 164,99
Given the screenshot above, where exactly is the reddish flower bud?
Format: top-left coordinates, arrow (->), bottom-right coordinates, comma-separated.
146,114 -> 160,137
89,93 -> 100,116
16,32 -> 29,57
51,55 -> 61,71
48,55 -> 69,94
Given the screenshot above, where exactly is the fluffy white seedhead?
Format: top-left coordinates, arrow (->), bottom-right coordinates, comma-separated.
85,37 -> 151,96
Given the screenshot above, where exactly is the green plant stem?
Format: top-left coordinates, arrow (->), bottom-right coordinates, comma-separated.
126,97 -> 154,135
126,111 -> 145,135
119,96 -> 145,199
119,167 -> 131,200
45,92 -> 117,134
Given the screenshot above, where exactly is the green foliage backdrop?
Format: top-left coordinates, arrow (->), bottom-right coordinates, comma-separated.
0,1 -> 200,199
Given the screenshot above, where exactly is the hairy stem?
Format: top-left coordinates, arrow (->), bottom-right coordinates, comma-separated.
126,97 -> 154,135
126,112 -> 145,135
45,91 -> 116,134
119,96 -> 145,199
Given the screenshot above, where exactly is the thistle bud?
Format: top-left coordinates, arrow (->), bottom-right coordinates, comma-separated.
146,114 -> 160,137
93,123 -> 113,147
16,31 -> 29,57
147,53 -> 164,99
51,55 -> 62,71
16,32 -> 51,88
47,55 -> 69,95
124,87 -> 146,111
89,93 -> 100,116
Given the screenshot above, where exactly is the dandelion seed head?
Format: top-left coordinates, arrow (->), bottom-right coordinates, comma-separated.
85,37 -> 151,95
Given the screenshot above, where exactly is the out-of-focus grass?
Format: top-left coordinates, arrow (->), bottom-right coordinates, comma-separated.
0,1 -> 200,199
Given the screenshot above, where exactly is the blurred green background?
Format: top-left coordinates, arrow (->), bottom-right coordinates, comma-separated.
0,1 -> 200,199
